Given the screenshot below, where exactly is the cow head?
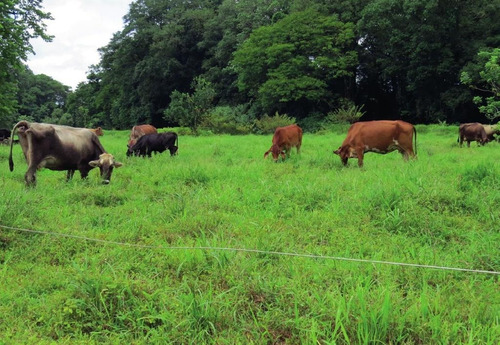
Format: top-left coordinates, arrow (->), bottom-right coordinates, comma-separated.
126,139 -> 137,157
264,144 -> 285,162
89,153 -> 123,184
333,146 -> 355,165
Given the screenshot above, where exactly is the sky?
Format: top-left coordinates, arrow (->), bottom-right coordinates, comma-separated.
27,0 -> 132,90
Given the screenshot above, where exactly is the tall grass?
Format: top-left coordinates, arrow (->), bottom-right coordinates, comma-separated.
0,125 -> 499,344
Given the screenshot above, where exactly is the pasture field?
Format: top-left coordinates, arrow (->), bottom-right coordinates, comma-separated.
0,124 -> 499,344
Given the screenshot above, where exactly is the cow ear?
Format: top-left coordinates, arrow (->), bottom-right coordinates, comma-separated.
264,151 -> 270,159
114,161 -> 123,168
89,160 -> 100,168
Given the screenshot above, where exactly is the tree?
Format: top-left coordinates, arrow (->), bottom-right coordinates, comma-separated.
164,77 -> 216,133
232,9 -> 357,119
0,0 -> 52,126
358,0 -> 500,123
461,48 -> 500,121
16,66 -> 69,123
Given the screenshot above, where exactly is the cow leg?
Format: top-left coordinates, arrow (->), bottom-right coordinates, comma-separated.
66,170 -> 75,181
467,140 -> 471,147
169,146 -> 178,156
356,149 -> 364,167
25,166 -> 37,186
78,164 -> 91,179
399,148 -> 413,161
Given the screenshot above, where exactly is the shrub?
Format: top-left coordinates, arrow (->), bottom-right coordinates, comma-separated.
202,106 -> 253,135
324,99 -> 365,125
253,112 -> 296,134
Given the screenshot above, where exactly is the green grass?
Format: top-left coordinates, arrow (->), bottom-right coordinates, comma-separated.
0,125 -> 499,344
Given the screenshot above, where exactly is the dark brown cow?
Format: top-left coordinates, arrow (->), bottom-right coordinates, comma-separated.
8,121 -> 122,186
128,124 -> 157,148
333,120 -> 417,167
458,123 -> 488,147
264,124 -> 303,161
89,127 -> 104,136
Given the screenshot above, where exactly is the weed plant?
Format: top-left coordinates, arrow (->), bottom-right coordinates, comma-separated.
0,125 -> 498,344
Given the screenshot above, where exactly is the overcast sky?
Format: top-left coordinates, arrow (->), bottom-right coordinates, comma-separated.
27,0 -> 132,90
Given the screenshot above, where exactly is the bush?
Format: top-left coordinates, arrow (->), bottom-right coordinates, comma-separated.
324,100 -> 365,125
297,112 -> 325,133
253,112 -> 296,134
202,106 -> 253,135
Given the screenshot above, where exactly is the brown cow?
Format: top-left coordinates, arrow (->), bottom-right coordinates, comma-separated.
89,127 -> 104,136
333,120 -> 417,167
458,123 -> 488,147
128,124 -> 157,149
8,121 -> 122,186
264,124 -> 303,161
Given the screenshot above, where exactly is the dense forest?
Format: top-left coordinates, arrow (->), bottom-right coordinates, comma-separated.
2,0 -> 500,131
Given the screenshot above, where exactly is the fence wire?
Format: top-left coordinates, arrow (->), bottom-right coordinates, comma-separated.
1,224 -> 498,275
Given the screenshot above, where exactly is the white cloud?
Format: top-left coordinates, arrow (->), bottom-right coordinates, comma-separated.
27,0 -> 131,90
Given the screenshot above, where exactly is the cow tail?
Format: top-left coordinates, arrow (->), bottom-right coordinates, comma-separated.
413,126 -> 417,156
8,121 -> 30,172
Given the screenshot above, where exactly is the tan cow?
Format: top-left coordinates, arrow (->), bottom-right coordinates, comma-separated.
334,120 -> 417,167
264,124 -> 303,161
128,124 -> 157,149
9,121 -> 122,186
482,124 -> 500,142
89,127 -> 104,136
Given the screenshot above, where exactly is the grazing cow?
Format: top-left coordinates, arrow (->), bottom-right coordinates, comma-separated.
0,128 -> 10,140
128,124 -> 157,148
89,127 -> 104,136
333,120 -> 417,167
127,132 -> 178,157
482,124 -> 500,142
264,124 -> 303,161
8,121 -> 122,186
458,123 -> 489,147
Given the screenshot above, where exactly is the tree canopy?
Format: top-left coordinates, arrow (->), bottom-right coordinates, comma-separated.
0,0 -> 52,127
6,0 -> 500,129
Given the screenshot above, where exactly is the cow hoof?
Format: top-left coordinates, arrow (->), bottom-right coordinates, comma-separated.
102,180 -> 110,185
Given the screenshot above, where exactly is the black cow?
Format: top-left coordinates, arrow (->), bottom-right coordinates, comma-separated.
127,132 -> 178,157
0,128 -> 10,141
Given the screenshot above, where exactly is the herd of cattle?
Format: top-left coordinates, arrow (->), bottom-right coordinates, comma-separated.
1,120 -> 498,186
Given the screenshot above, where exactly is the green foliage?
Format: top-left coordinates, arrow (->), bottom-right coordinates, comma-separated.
0,0 -> 52,125
16,66 -> 70,124
325,99 -> 366,125
9,0 -> 500,128
202,106 -> 253,135
358,0 -> 500,122
164,77 -> 216,133
461,48 -> 500,120
232,8 -> 357,116
0,128 -> 499,343
253,112 -> 296,134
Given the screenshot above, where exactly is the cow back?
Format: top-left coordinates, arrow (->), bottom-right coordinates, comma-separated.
10,122 -> 106,172
129,124 -> 157,147
273,124 -> 302,146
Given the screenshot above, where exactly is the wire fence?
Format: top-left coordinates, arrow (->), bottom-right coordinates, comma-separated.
1,224 -> 499,275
